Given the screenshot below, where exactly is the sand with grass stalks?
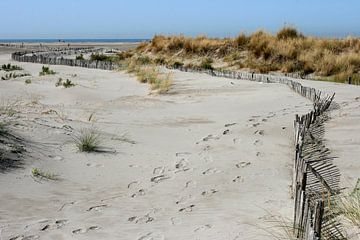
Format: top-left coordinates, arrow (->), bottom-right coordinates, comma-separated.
0,46 -> 359,239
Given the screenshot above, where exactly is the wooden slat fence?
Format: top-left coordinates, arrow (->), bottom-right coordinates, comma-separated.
11,50 -> 118,70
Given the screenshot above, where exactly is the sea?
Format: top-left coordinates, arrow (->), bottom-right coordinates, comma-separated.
0,39 -> 149,43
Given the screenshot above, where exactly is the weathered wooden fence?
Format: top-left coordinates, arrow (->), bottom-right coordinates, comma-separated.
11,51 -> 118,70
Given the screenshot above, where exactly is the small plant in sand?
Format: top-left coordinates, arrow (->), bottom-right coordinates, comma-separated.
1,72 -> 31,80
0,121 -> 7,135
75,128 -> 100,152
335,179 -> 360,229
55,78 -> 75,88
31,168 -> 58,180
75,54 -> 84,60
1,63 -> 23,72
25,79 -> 32,84
39,66 -> 56,76
200,57 -> 214,70
90,53 -> 113,62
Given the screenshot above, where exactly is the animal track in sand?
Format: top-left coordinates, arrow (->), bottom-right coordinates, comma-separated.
179,204 -> 195,212
202,168 -> 221,175
235,162 -> 251,168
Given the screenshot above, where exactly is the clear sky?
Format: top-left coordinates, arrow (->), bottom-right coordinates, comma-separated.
0,0 -> 359,39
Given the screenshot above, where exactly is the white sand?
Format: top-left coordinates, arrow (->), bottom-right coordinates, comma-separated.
0,52 -> 358,240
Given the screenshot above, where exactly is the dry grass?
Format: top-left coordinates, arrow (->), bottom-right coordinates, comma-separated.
31,168 -> 58,181
335,179 -> 360,229
124,56 -> 173,93
75,128 -> 100,152
131,27 -> 360,84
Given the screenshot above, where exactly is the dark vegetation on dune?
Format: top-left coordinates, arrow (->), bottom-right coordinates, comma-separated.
0,122 -> 25,172
114,27 -> 360,85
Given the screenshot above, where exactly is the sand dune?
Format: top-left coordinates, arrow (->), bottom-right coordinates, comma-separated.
0,50 -> 358,240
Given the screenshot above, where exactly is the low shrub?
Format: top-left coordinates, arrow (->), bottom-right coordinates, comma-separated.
39,66 -> 55,76
1,63 -> 23,72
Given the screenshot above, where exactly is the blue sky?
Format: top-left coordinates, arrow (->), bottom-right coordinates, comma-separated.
0,0 -> 359,39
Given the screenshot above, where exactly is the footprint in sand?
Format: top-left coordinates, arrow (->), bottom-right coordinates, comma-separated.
170,217 -> 182,226
185,180 -> 197,188
232,176 -> 244,183
153,166 -> 165,175
202,168 -> 221,175
235,162 -> 251,168
10,235 -> 40,240
201,189 -> 218,196
55,219 -> 69,228
176,195 -> 195,205
253,139 -> 262,146
87,204 -> 108,212
179,204 -> 195,212
175,159 -> 191,173
254,130 -> 264,135
224,123 -> 236,127
128,214 -> 154,224
194,224 -> 212,232
223,129 -> 230,135
72,226 -> 100,234
151,174 -> 171,183
137,232 -> 165,240
127,181 -> 139,189
131,189 -> 146,198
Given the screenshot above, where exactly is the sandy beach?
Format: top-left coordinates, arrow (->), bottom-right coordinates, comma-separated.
0,45 -> 359,240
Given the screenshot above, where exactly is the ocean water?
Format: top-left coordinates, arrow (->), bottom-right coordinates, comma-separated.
0,39 -> 149,43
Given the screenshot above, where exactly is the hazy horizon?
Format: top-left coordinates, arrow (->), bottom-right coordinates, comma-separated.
1,0 -> 360,39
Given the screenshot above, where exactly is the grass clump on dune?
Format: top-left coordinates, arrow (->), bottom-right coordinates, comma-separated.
31,168 -> 58,180
55,78 -> 75,88
75,128 -> 100,152
1,63 -> 23,72
131,27 -> 360,84
124,56 -> 173,93
39,66 -> 56,76
335,179 -> 360,229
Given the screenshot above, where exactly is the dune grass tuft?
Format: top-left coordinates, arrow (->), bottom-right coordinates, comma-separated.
39,66 -> 56,76
75,128 -> 100,152
1,63 -> 23,72
31,168 -> 58,180
335,179 -> 360,229
55,78 -> 75,88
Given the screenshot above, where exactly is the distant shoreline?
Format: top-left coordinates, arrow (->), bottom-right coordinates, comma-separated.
0,39 -> 149,43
